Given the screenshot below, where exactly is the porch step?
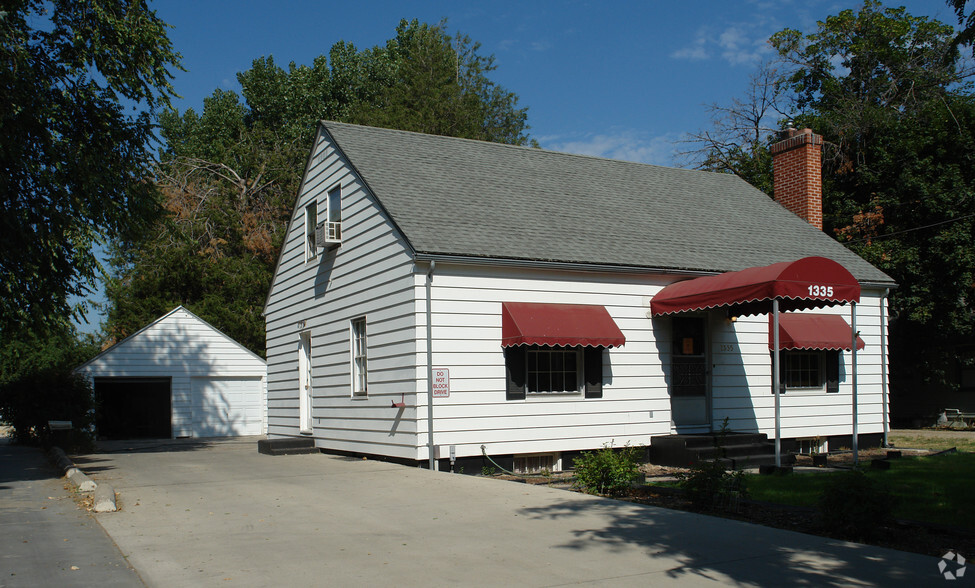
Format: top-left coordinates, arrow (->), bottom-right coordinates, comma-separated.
258,437 -> 318,456
677,433 -> 769,449
649,433 -> 795,468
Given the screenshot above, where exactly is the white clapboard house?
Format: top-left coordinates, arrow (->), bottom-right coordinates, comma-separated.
263,121 -> 895,471
75,306 -> 267,440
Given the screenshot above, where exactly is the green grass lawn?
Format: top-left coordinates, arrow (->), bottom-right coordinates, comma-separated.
745,452 -> 975,529
889,430 -> 975,452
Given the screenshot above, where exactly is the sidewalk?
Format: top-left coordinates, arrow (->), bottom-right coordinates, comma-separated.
0,440 -> 141,587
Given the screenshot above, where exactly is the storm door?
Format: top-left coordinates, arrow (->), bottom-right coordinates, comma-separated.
670,316 -> 710,429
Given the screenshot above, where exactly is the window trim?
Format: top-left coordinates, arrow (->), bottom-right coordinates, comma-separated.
350,317 -> 367,398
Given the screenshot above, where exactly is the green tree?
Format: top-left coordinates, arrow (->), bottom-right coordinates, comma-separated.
106,19 -> 532,355
947,0 -> 975,52
687,1 -> 974,406
0,321 -> 99,447
768,2 -> 975,394
0,0 -> 180,334
355,19 -> 532,145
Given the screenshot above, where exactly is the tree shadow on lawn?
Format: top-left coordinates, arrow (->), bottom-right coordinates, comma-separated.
518,495 -> 934,586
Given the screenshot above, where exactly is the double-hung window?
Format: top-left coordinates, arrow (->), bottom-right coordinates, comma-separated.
505,346 -> 604,400
304,201 -> 318,262
351,318 -> 367,397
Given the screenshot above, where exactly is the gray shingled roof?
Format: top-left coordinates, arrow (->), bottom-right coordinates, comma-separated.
322,121 -> 894,285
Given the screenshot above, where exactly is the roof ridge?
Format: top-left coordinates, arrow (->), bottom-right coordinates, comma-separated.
319,120 -> 741,181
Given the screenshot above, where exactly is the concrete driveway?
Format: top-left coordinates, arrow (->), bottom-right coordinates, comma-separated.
0,441 -> 141,587
83,438 -> 940,587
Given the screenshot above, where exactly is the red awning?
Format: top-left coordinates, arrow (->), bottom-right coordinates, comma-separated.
771,313 -> 865,351
650,257 -> 861,317
501,302 -> 626,348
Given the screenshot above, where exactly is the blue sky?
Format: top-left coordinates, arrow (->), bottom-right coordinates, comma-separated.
74,0 -> 956,333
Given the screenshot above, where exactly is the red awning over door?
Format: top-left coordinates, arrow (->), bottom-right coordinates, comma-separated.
501,302 -> 626,348
771,313 -> 865,350
650,257 -> 861,317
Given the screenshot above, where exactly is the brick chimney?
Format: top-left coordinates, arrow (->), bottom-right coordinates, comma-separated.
770,128 -> 824,230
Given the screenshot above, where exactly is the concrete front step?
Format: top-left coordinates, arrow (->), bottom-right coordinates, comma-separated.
650,433 -> 791,467
258,437 -> 318,456
671,433 -> 770,449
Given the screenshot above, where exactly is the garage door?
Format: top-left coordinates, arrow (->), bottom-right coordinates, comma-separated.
191,377 -> 263,437
95,378 -> 172,440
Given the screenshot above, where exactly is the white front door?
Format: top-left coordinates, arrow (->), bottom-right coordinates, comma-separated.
298,331 -> 312,433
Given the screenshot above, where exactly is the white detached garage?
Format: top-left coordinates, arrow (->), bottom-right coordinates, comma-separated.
75,307 -> 267,439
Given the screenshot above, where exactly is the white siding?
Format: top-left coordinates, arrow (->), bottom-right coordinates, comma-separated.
709,289 -> 888,441
416,263 -> 673,460
417,264 -> 888,460
75,308 -> 268,438
264,129 -> 419,458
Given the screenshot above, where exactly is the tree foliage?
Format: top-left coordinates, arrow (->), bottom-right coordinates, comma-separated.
0,321 -> 99,448
0,0 -> 180,334
356,20 -> 532,145
947,0 -> 975,53
769,1 -> 975,393
106,19 -> 532,355
686,1 -> 974,403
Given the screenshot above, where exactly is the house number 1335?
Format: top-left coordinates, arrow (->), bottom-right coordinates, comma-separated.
808,285 -> 834,297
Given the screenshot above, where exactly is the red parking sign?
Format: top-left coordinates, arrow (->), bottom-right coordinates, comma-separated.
432,368 -> 449,398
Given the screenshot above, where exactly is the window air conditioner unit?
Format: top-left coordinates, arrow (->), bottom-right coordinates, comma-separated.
315,221 -> 341,249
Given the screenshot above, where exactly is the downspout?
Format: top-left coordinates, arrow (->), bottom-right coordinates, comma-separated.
773,299 -> 781,468
851,302 -> 858,467
426,260 -> 436,470
880,289 -> 890,447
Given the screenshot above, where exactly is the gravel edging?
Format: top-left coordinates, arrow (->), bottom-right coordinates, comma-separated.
48,446 -> 117,512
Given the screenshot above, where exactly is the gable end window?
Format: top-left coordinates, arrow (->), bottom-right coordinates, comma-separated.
326,185 -> 342,242
505,346 -> 604,400
304,201 -> 318,262
779,350 -> 840,393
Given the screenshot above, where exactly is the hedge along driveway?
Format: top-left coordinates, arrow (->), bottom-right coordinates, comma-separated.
87,438 -> 938,587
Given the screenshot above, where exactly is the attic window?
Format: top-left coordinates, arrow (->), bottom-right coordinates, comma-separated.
305,201 -> 318,262
327,185 -> 342,240
315,185 -> 343,249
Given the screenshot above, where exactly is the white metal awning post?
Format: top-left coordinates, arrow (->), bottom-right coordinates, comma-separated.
880,291 -> 889,447
851,302 -> 858,467
773,299 -> 781,468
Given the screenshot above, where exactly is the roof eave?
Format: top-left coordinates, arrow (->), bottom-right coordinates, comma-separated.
412,252 -> 899,289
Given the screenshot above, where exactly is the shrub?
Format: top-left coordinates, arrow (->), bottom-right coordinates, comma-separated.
573,442 -> 642,496
818,470 -> 896,541
677,460 -> 748,511
0,325 -> 97,451
674,417 -> 747,511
